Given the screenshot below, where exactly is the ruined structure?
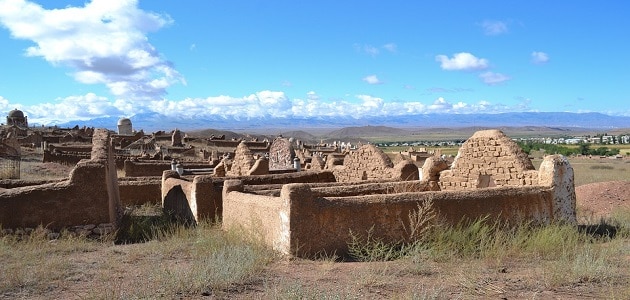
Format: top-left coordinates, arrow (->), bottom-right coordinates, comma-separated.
171,129 -> 183,147
226,142 -> 269,176
6,108 -> 28,128
117,117 -> 133,135
0,129 -> 122,230
218,129 -> 576,257
332,144 -> 419,182
439,130 -> 537,190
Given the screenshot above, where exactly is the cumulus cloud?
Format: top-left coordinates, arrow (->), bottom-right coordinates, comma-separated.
436,52 -> 489,71
479,71 -> 510,85
531,51 -> 549,64
480,20 -> 508,35
0,0 -> 183,100
24,93 -> 124,123
362,75 -> 383,85
3,90 -> 542,126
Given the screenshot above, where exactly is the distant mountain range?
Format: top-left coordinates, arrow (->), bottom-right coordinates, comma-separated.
52,112 -> 630,132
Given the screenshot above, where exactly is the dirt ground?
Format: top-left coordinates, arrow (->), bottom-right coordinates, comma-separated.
575,181 -> 630,221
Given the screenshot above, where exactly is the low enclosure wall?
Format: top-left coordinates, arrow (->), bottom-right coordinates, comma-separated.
0,129 -> 122,230
223,181 -> 564,257
161,170 -> 338,224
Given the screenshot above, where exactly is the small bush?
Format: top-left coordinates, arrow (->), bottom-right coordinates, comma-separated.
347,227 -> 406,262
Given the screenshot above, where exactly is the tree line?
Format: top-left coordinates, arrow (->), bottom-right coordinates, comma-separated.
518,142 -> 620,157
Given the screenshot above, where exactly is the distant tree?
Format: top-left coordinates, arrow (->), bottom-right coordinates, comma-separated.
578,143 -> 590,155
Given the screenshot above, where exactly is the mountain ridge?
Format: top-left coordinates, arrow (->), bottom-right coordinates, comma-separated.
48,112 -> 630,132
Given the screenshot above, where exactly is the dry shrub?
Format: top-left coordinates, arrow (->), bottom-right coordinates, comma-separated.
403,198 -> 437,242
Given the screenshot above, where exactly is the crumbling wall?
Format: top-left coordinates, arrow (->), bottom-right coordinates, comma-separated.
228,142 -> 256,176
43,150 -> 91,166
161,170 -> 338,223
161,171 -> 218,224
439,130 -> 537,190
332,144 -> 418,182
310,154 -> 325,170
0,129 -> 122,230
118,177 -> 162,206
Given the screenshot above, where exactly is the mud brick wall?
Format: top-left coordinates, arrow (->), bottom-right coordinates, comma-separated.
123,160 -> 211,177
222,182 -> 563,258
440,130 -> 537,190
0,129 -> 122,230
43,150 -> 91,165
119,177 -> 162,206
333,144 -> 418,182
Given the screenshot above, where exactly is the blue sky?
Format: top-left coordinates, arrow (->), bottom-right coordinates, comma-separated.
0,0 -> 629,125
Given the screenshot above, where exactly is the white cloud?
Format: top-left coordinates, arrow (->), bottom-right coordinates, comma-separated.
480,20 -> 508,35
4,90 -> 548,126
428,97 -> 452,111
531,51 -> 549,64
306,91 -> 319,101
24,93 -> 123,123
354,43 -> 397,56
0,0 -> 183,100
479,71 -> 510,85
382,43 -> 397,53
436,52 -> 489,71
355,44 -> 379,57
362,75 -> 383,85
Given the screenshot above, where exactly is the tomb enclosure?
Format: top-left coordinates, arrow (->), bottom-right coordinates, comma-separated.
0,129 -> 122,230
439,130 -> 538,190
219,130 -> 577,257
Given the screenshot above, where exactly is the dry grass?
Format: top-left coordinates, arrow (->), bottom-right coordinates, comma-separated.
0,214 -> 276,299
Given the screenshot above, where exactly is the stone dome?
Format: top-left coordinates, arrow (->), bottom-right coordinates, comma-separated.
117,117 -> 132,126
8,109 -> 24,118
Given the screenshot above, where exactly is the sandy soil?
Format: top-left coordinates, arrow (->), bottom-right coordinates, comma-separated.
576,180 -> 630,221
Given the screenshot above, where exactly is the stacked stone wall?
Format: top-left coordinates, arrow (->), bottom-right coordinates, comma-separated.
440,130 -> 537,190
333,144 -> 418,182
227,142 -> 259,176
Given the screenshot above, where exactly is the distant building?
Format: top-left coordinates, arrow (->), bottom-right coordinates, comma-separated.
6,108 -> 28,128
117,117 -> 133,135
